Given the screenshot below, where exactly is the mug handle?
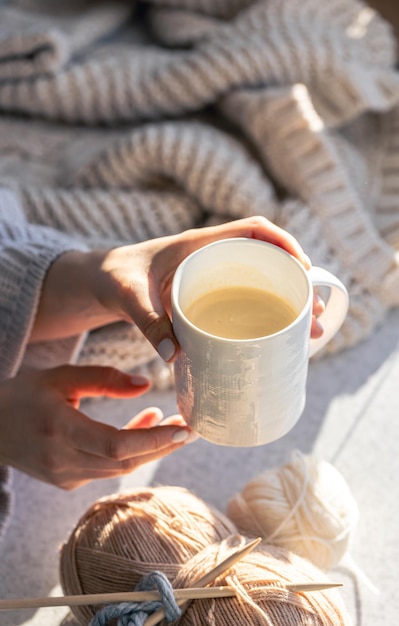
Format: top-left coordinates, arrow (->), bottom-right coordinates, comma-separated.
308,266 -> 349,358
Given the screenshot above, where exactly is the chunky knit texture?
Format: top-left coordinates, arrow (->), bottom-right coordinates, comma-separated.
1,0 -> 399,384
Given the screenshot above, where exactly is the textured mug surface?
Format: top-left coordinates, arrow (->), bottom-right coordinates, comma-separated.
171,239 -> 348,447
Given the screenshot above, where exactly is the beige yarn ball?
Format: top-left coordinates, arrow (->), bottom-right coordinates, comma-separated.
60,485 -> 236,624
173,540 -> 352,626
227,450 -> 359,571
60,485 -> 352,625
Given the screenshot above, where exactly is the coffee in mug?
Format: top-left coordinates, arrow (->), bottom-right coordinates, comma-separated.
185,286 -> 298,339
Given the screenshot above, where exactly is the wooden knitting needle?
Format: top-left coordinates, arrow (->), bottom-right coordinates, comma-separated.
0,587 -> 234,611
0,536 -> 342,614
286,582 -> 343,592
0,582 -> 343,611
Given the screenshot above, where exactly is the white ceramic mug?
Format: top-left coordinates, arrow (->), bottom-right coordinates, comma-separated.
171,238 -> 349,447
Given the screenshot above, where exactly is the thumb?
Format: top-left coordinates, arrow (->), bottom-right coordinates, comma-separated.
126,280 -> 178,363
45,365 -> 151,400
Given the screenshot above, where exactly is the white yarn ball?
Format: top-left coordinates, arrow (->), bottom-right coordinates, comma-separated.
226,450 -> 359,571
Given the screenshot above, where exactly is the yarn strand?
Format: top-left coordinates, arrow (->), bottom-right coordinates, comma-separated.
89,571 -> 182,626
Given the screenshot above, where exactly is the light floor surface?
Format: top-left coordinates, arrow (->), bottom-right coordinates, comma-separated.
0,309 -> 399,626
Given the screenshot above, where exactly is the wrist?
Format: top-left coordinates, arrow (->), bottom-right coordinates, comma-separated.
30,249 -> 123,343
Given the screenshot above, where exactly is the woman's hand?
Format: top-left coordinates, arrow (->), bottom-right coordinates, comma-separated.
92,216 -> 324,360
31,216 -> 324,359
0,365 -> 192,490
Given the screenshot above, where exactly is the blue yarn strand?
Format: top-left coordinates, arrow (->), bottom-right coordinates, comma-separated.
89,571 -> 182,626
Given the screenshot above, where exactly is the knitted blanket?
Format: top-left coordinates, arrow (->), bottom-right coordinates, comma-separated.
1,0 -> 399,385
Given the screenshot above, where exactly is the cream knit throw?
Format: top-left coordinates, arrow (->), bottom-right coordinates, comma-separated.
1,0 -> 399,387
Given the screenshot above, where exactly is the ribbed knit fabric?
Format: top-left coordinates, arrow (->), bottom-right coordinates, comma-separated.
1,0 -> 399,380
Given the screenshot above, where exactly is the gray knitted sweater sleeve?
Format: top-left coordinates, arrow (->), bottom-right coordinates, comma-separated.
0,188 -> 87,381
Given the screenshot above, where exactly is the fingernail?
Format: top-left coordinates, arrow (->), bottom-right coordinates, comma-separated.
130,375 -> 150,386
158,338 -> 176,362
171,429 -> 189,443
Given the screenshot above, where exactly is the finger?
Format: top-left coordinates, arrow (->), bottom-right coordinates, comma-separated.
159,415 -> 199,443
159,414 -> 188,427
58,440 -> 191,490
311,315 -> 323,338
127,277 -> 177,363
238,218 -> 310,268
311,292 -> 325,338
312,292 -> 326,317
57,426 -> 193,489
122,407 -> 164,429
184,216 -> 311,268
45,365 -> 151,400
68,410 -> 190,460
61,442 -> 183,474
